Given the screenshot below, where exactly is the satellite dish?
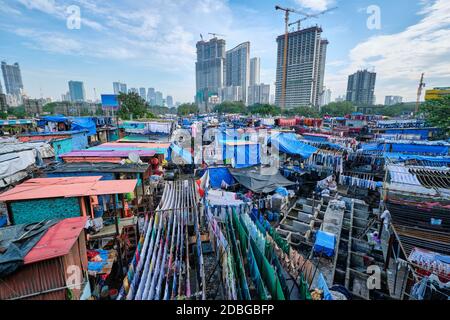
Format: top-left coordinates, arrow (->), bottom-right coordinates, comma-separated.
128,152 -> 140,163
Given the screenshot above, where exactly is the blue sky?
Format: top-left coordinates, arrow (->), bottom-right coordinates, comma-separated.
1,0 -> 449,103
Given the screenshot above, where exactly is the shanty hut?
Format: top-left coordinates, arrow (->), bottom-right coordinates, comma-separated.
0,217 -> 88,300
0,176 -> 137,225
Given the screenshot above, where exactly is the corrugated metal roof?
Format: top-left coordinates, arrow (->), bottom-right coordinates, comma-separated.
0,176 -> 138,201
60,150 -> 156,158
24,217 -> 87,264
45,162 -> 149,174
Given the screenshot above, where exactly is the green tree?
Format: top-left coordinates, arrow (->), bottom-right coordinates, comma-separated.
283,106 -> 320,118
177,103 -> 199,116
7,106 -> 27,118
0,112 -> 7,119
248,103 -> 281,116
320,101 -> 355,117
420,95 -> 450,136
117,92 -> 148,120
214,101 -> 246,114
43,102 -> 57,114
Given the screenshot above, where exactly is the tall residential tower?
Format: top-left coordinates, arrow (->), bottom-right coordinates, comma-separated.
1,62 -> 24,97
195,37 -> 226,111
346,70 -> 376,106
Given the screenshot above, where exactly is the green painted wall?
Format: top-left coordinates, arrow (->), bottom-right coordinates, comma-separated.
51,138 -> 73,160
10,197 -> 81,225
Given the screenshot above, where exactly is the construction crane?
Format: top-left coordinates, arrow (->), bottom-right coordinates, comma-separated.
289,7 -> 337,31
208,32 -> 225,38
416,73 -> 426,113
275,5 -> 308,109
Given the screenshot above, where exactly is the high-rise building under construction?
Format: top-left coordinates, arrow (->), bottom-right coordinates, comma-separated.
275,26 -> 328,109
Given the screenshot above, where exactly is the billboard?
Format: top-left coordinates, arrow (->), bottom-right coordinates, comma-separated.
101,94 -> 120,110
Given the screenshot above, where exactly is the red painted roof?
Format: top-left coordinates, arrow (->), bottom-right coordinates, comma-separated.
0,176 -> 138,201
24,217 -> 87,264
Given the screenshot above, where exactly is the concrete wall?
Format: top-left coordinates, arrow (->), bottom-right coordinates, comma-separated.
10,197 -> 81,225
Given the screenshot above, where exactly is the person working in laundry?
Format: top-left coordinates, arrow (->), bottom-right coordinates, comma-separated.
379,208 -> 392,234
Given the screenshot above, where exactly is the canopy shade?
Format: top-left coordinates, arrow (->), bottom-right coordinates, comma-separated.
229,167 -> 296,193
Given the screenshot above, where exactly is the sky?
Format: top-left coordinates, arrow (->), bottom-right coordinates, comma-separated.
0,0 -> 449,103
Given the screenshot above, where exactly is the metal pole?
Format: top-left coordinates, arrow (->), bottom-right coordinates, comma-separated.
113,195 -> 124,278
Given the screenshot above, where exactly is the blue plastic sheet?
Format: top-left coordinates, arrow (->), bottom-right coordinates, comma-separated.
169,143 -> 193,164
384,152 -> 450,164
70,117 -> 97,136
41,115 -> 68,123
200,167 -> 235,189
362,142 -> 449,155
318,273 -> 333,300
270,133 -> 318,159
313,231 -> 336,257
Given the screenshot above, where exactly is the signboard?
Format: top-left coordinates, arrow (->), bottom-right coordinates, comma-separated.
101,94 -> 120,110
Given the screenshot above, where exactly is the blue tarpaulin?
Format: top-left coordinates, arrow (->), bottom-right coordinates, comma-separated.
38,115 -> 68,127
384,153 -> 450,164
313,231 -> 336,257
70,117 -> 97,136
362,142 -> 449,155
199,167 -> 235,189
270,133 -> 318,159
169,143 -> 193,164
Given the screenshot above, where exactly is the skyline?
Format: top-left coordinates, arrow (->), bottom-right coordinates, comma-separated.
0,0 -> 449,103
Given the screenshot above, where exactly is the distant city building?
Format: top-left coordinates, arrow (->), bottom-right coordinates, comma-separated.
147,88 -> 156,106
226,42 -> 250,105
384,95 -> 403,106
425,87 -> 450,101
346,69 -> 376,105
247,83 -> 270,106
155,91 -> 164,106
113,82 -> 127,95
335,95 -> 346,102
249,57 -> 261,86
54,101 -> 97,116
61,92 -> 71,102
166,95 -> 174,108
23,98 -> 43,115
139,87 -> 147,101
1,62 -> 24,97
0,94 -> 7,112
275,27 -> 328,109
320,88 -> 332,107
219,86 -> 243,103
68,81 -> 86,102
5,94 -> 21,107
0,79 -> 3,94
128,88 -> 138,94
195,37 -> 226,111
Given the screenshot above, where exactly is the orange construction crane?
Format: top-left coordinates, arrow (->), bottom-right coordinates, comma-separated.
416,73 -> 425,113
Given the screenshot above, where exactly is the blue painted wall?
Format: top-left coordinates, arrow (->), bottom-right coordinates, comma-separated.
10,197 -> 81,225
71,131 -> 89,150
51,138 -> 73,160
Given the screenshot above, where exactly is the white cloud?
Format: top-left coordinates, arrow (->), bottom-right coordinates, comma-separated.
326,0 -> 450,101
295,0 -> 335,12
0,1 -> 22,15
